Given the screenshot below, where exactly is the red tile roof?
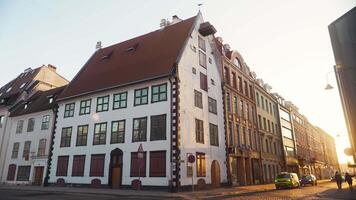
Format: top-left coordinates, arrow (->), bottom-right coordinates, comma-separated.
10,86 -> 66,117
59,16 -> 197,100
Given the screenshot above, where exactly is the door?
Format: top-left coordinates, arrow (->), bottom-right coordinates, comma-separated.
111,166 -> 122,188
34,166 -> 44,186
110,148 -> 123,188
211,160 -> 221,187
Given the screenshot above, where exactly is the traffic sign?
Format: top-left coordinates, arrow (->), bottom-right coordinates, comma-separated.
188,154 -> 195,163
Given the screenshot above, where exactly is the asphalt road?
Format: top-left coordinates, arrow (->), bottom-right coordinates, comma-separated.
0,181 -> 355,200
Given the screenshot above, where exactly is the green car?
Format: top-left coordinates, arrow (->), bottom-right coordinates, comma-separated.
275,172 -> 300,189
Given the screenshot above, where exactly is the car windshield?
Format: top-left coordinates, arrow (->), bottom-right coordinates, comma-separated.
277,174 -> 290,179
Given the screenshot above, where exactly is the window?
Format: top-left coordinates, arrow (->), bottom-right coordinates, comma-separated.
272,122 -> 275,133
240,100 -> 244,118
249,129 -> 253,148
199,51 -> 207,68
16,166 -> 31,181
64,103 -> 75,118
234,58 -> 241,68
76,125 -> 88,146
194,90 -> 203,109
27,118 -> 35,132
285,146 -> 295,157
258,115 -> 262,128
198,36 -> 206,52
41,115 -> 50,130
60,127 -> 72,147
228,122 -> 234,146
244,81 -> 248,96
130,152 -> 146,177
195,119 -> 204,144
209,123 -> 219,146
16,120 -> 23,133
224,67 -> 230,83
37,139 -> 46,156
256,92 -> 260,107
269,102 -> 272,114
261,96 -> 265,110
268,120 -> 271,132
72,155 -> 86,177
79,99 -> 91,115
0,115 -> 4,128
243,127 -> 247,145
134,88 -> 148,106
282,127 -> 293,139
113,92 -> 127,109
238,76 -> 243,92
265,139 -> 269,153
249,85 -> 253,99
208,97 -> 217,114
150,115 -> 166,141
152,83 -> 167,103
111,120 -> 125,143
11,142 -> 19,159
265,99 -> 268,112
232,72 -> 237,89
280,109 -> 290,121
236,125 -> 241,146
93,122 -> 107,145
149,151 -> 166,177
233,96 -> 238,114
263,118 -> 267,130
7,164 -> 16,181
23,141 -> 31,160
274,142 -> 277,155
56,156 -> 69,176
226,93 -> 231,113
96,96 -> 109,112
90,154 -> 105,177
196,152 -> 206,177
132,117 -> 147,142
200,73 -> 208,91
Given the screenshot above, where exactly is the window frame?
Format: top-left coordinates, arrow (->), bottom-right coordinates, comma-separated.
16,120 -> 24,134
132,117 -> 147,142
113,91 -> 128,110
27,118 -> 35,132
93,122 -> 107,145
37,138 -> 46,156
134,87 -> 149,106
130,152 -> 146,177
96,95 -> 109,113
11,142 -> 19,159
149,151 -> 166,177
195,119 -> 204,144
196,152 -> 206,177
60,127 -> 72,147
64,103 -> 75,118
194,90 -> 203,109
150,114 -> 166,141
209,123 -> 219,146
90,154 -> 105,177
111,120 -> 125,144
16,166 -> 31,181
56,155 -> 69,176
199,50 -> 207,69
208,97 -> 217,114
41,115 -> 50,130
76,125 -> 88,146
151,83 -> 167,103
79,99 -> 91,115
72,155 -> 86,177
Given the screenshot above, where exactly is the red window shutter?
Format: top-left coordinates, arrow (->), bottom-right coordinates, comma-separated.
130,152 -> 146,177
149,151 -> 166,177
56,156 -> 69,176
72,155 -> 85,176
7,164 -> 16,181
200,73 -> 208,91
90,154 -> 105,177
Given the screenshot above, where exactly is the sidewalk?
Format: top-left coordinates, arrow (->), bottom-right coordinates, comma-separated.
0,179 -> 333,199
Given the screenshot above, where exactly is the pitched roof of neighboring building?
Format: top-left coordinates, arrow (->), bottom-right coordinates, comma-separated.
59,15 -> 197,100
10,86 -> 66,117
0,68 -> 41,105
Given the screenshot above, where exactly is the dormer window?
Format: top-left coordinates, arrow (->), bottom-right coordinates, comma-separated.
6,87 -> 12,93
24,103 -> 28,109
49,97 -> 53,104
234,58 -> 241,69
19,83 -> 26,89
0,99 -> 4,104
0,92 -> 2,96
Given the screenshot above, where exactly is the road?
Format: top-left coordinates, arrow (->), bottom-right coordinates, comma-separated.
0,181 -> 355,200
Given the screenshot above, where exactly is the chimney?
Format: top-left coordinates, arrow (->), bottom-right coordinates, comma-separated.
47,64 -> 57,72
171,15 -> 182,24
96,41 -> 102,50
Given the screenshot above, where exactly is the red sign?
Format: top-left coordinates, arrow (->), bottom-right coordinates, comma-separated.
188,154 -> 195,163
138,144 -> 144,159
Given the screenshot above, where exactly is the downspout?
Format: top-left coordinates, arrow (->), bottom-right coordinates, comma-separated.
169,77 -> 173,191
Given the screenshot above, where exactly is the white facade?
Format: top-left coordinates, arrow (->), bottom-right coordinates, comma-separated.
0,109 -> 10,181
2,109 -> 54,185
177,15 -> 227,186
49,78 -> 172,186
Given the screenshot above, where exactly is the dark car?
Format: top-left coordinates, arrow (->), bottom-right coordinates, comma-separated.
300,174 -> 317,186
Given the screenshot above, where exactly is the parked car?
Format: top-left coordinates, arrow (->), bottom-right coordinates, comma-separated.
275,172 -> 300,189
300,174 -> 318,186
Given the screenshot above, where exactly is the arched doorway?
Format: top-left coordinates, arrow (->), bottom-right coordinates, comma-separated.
211,160 -> 221,187
109,148 -> 123,188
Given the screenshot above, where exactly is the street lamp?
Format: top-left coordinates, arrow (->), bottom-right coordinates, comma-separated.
325,70 -> 334,90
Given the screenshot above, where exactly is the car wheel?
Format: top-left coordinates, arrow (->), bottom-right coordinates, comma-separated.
276,186 -> 279,190
315,181 -> 317,186
311,182 -> 314,186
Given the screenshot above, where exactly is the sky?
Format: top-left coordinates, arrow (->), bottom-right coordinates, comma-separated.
0,0 -> 355,164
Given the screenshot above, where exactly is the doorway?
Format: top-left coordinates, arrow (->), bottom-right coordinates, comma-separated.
211,160 -> 221,187
33,166 -> 44,186
109,148 -> 123,188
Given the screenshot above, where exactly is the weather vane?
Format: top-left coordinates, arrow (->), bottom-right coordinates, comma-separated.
198,3 -> 203,12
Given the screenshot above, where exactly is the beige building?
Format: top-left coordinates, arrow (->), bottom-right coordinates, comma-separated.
255,81 -> 284,183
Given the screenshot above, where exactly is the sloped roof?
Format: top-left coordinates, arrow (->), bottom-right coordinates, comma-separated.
10,86 -> 66,117
0,68 -> 41,103
59,15 -> 197,100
